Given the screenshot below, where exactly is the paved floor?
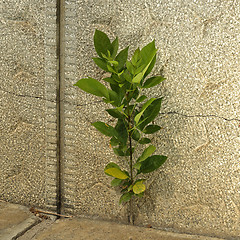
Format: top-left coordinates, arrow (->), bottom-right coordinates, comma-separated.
0,201 -> 39,240
0,200 -> 226,240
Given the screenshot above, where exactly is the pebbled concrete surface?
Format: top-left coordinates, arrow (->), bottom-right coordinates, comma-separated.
0,201 -> 39,240
0,0 -> 239,239
25,217 -> 225,240
67,1 -> 240,238
0,201 -> 226,240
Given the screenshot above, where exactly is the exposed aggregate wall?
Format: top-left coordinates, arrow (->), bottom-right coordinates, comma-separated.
0,0 -> 58,210
0,1 -> 239,239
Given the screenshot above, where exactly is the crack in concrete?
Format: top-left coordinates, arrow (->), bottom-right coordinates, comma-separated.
1,88 -> 239,122
0,87 -> 47,102
0,87 -> 102,107
160,111 -> 240,122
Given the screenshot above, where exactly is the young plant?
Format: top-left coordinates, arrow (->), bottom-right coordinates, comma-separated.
74,29 -> 167,219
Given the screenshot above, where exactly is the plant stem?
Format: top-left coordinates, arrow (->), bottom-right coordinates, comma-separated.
126,93 -> 133,183
129,130 -> 133,182
126,92 -> 134,225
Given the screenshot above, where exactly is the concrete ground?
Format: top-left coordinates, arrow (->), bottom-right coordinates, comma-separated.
0,200 -> 39,240
0,200 -> 226,240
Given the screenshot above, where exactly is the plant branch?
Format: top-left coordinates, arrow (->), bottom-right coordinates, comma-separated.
126,93 -> 133,182
29,207 -> 73,218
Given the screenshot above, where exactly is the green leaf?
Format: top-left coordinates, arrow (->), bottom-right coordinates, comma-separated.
126,61 -> 135,75
139,138 -> 151,144
74,78 -> 109,99
141,97 -> 156,111
140,52 -> 157,79
113,147 -> 125,156
111,37 -> 119,58
138,98 -> 162,130
135,64 -> 145,75
116,46 -> 129,70
110,137 -> 119,147
133,181 -> 146,194
103,77 -> 117,84
110,83 -> 126,103
101,52 -> 111,61
94,29 -> 113,58
127,185 -> 133,192
112,74 -> 123,83
106,109 -> 123,119
131,48 -> 141,66
137,145 -> 156,163
105,167 -> 129,179
107,63 -> 117,74
143,125 -> 161,134
119,192 -> 133,204
116,104 -> 124,112
132,72 -> 144,84
122,179 -> 131,188
109,60 -> 118,66
143,76 -> 165,88
139,41 -> 157,79
92,58 -> 109,72
134,98 -> 156,125
115,119 -> 128,145
140,40 -> 157,65
140,155 -> 167,174
104,162 -> 120,175
108,89 -> 120,106
111,178 -> 123,187
136,95 -> 147,103
91,122 -> 117,137
133,162 -> 141,170
122,70 -> 132,82
132,129 -> 140,141
144,55 -> 156,78
132,88 -> 139,99
131,46 -> 157,83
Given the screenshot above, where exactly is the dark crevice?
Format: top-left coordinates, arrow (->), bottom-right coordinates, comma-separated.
56,0 -> 63,217
1,85 -> 239,123
160,111 -> 240,122
0,87 -> 47,101
0,87 -> 102,107
1,86 -> 238,123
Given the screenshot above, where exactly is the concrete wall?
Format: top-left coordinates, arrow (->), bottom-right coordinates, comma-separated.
0,0 -> 239,239
0,0 -> 58,210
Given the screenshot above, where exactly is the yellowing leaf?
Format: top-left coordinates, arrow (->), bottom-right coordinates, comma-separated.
105,168 -> 129,179
133,181 -> 146,194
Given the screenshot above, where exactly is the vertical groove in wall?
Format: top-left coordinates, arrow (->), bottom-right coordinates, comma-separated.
45,0 -> 77,214
63,0 -> 77,214
56,0 -> 65,215
44,0 -> 58,211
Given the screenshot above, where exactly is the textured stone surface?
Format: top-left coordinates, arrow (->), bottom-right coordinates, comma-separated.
0,201 -> 39,240
63,0 -> 240,238
0,0 -> 58,209
31,217 -> 225,240
0,0 -> 239,239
